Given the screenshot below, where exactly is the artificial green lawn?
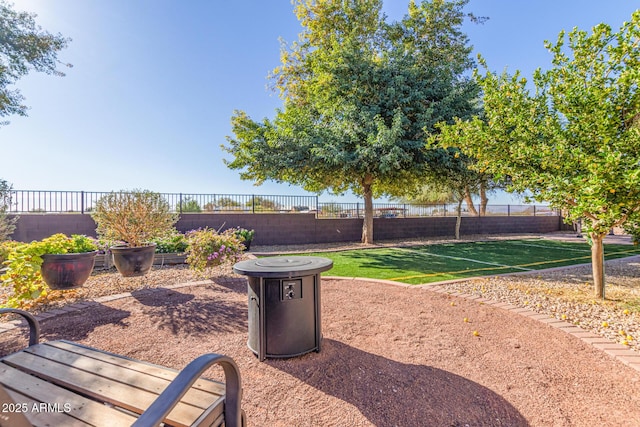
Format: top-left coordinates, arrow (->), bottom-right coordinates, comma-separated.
292,239 -> 640,285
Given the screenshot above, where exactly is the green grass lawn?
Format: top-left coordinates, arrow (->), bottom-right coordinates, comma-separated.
289,239 -> 640,285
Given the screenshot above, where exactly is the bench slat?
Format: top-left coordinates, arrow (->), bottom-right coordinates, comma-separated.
50,340 -> 226,395
0,363 -> 137,426
23,342 -> 224,410
2,348 -> 224,427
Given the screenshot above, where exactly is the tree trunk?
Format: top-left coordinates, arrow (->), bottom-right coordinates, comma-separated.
361,176 -> 374,244
455,198 -> 463,240
463,186 -> 478,216
590,232 -> 606,298
479,181 -> 488,216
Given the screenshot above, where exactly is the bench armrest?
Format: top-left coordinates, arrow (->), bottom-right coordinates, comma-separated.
0,308 -> 40,347
132,353 -> 243,427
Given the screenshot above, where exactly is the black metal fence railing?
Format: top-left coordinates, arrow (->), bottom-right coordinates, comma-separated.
4,190 -> 559,218
317,202 -> 558,218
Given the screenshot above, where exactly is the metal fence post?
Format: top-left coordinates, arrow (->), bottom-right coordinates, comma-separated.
179,193 -> 183,214
252,195 -> 255,214
81,191 -> 85,214
534,205 -> 537,216
508,205 -> 511,216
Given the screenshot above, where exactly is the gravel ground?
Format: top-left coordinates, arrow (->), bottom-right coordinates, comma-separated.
438,256 -> 640,352
4,233 -> 639,354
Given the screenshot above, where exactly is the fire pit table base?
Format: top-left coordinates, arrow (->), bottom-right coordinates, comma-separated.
233,256 -> 333,361
247,276 -> 320,359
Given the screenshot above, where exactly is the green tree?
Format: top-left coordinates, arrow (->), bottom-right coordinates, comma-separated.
180,197 -> 202,213
433,11 -> 640,298
223,0 -> 481,243
422,148 -> 482,239
0,1 -> 70,123
247,196 -> 281,212
215,197 -> 242,210
0,179 -> 17,240
397,164 -> 500,217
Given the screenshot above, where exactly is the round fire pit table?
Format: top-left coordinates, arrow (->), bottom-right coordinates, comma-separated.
233,256 -> 333,361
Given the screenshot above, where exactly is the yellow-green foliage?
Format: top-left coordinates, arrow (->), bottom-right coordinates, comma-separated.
0,234 -> 97,308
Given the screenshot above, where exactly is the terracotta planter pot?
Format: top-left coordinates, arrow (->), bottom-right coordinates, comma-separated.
110,244 -> 156,277
41,251 -> 98,290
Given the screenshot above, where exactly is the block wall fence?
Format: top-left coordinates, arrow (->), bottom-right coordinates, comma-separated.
9,213 -> 565,245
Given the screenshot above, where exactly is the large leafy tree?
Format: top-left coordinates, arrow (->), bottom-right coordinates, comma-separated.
432,11 -> 640,298
0,0 -> 70,123
224,0 -> 481,243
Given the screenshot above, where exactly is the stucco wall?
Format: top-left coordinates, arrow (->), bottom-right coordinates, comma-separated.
8,213 -> 562,244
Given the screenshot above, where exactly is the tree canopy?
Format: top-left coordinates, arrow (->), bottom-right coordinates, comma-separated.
223,0 -> 481,243
432,11 -> 640,297
0,0 -> 70,123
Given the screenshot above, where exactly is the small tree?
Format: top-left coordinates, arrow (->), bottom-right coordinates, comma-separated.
0,179 -> 17,241
248,196 -> 280,212
0,0 -> 70,124
433,11 -> 640,298
181,197 -> 202,213
422,148 -> 482,239
216,197 -> 242,210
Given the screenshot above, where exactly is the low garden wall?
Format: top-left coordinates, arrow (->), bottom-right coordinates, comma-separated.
9,213 -> 563,245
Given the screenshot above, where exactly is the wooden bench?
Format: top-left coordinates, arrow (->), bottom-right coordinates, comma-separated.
0,308 -> 245,427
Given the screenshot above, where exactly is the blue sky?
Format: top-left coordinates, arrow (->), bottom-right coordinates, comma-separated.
2,0 -> 638,204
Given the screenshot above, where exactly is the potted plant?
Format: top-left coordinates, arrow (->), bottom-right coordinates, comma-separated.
185,228 -> 244,275
0,234 -> 98,307
91,190 -> 178,277
234,227 -> 255,251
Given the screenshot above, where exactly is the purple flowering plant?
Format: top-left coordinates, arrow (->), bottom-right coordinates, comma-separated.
184,227 -> 244,274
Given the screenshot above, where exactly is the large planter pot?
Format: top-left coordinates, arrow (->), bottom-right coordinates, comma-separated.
110,244 -> 156,277
41,251 -> 98,290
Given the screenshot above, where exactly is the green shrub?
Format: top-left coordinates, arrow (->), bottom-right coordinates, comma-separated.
0,240 -> 20,264
234,227 -> 255,243
1,234 -> 98,308
150,231 -> 188,253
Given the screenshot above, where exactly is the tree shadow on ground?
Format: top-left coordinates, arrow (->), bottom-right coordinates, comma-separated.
269,339 -> 529,426
209,276 -> 247,294
0,304 -> 131,357
131,287 -> 195,306
133,287 -> 247,335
